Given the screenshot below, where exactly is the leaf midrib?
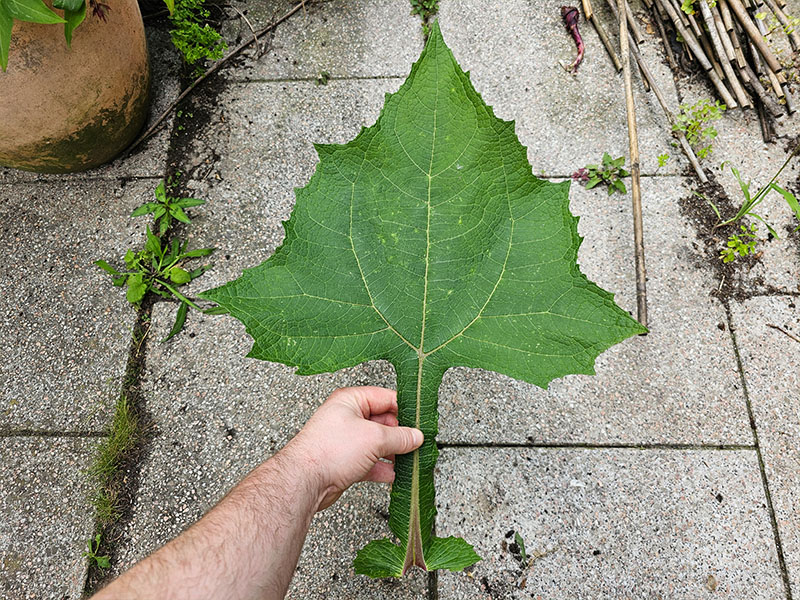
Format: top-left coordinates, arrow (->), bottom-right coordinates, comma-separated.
345,52 -> 519,365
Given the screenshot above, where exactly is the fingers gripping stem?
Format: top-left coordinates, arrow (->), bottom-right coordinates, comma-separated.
354,355 -> 479,577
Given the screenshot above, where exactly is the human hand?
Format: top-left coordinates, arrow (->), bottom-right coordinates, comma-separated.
283,386 -> 423,511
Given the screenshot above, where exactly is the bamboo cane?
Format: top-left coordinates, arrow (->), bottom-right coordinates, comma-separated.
619,0 -> 648,328
584,0 -> 624,71
655,0 -> 739,106
740,61 -> 784,115
699,0 -> 752,107
712,3 -> 737,61
605,0 -> 651,89
625,0 -> 647,43
726,0 -> 783,73
609,0 -> 708,181
652,2 -> 679,69
720,0 -> 735,30
761,0 -> 800,49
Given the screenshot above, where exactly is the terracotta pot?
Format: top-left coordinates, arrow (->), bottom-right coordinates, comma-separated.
0,0 -> 150,173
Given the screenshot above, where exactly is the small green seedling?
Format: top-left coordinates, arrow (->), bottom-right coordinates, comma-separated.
703,143 -> 800,263
315,70 -> 331,85
582,153 -> 630,196
84,534 -> 110,569
514,531 -> 528,563
673,99 -> 725,160
681,0 -> 716,16
95,229 -> 214,341
657,153 -> 670,168
720,223 -> 759,263
713,143 -> 800,236
131,180 -> 205,236
410,0 -> 439,36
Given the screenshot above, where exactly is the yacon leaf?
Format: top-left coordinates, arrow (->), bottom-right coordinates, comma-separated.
201,22 -> 646,577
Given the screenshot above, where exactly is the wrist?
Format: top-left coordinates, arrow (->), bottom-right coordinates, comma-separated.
276,436 -> 331,510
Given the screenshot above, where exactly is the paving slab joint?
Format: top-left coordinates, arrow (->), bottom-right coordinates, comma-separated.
427,568 -> 438,600
724,301 -> 794,600
231,74 -> 408,84
438,441 -> 757,450
82,297 -> 158,595
0,430 -> 107,438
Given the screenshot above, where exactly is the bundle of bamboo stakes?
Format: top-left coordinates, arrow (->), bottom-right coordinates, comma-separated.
589,0 -> 798,128
583,0 -> 798,179
646,0 -> 798,121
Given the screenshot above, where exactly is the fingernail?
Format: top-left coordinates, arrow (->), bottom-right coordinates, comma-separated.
412,429 -> 424,446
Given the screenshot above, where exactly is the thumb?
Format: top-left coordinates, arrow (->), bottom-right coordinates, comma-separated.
378,426 -> 424,456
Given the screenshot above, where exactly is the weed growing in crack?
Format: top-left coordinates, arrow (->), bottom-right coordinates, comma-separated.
410,0 -> 439,37
96,181 -> 216,341
713,145 -> 800,233
573,153 -> 630,196
83,534 -> 111,570
703,143 -> 800,262
673,99 -> 725,160
87,396 -> 139,525
720,223 -> 759,263
131,179 -> 205,236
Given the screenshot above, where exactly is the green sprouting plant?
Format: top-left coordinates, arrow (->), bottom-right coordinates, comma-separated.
315,70 -> 330,86
657,153 -> 670,168
131,180 -> 205,236
410,0 -> 439,37
514,531 -> 528,563
673,99 -> 725,160
175,110 -> 194,132
720,223 -> 758,263
582,152 -> 630,196
84,534 -> 110,569
88,395 -> 138,524
169,0 -> 227,75
710,143 -> 800,238
202,23 -> 646,578
96,230 -> 214,341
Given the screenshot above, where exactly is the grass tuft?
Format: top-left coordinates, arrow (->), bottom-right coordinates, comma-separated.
88,395 -> 139,525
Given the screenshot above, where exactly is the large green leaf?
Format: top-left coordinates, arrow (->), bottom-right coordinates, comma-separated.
201,21 -> 646,577
0,1 -> 12,71
4,0 -> 65,23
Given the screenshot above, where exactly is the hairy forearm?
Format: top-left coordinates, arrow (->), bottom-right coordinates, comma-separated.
93,445 -> 324,600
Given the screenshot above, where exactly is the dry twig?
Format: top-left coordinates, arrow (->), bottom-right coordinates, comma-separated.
766,323 -> 800,344
226,3 -> 262,57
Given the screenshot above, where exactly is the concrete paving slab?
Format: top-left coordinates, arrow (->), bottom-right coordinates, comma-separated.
221,0 -> 422,81
439,175 -> 753,445
108,305 -> 423,598
0,437 -> 96,600
174,78 -> 749,445
730,296 -> 800,595
438,0 -> 682,176
0,25 -> 179,183
0,179 -> 150,432
436,447 -> 784,599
